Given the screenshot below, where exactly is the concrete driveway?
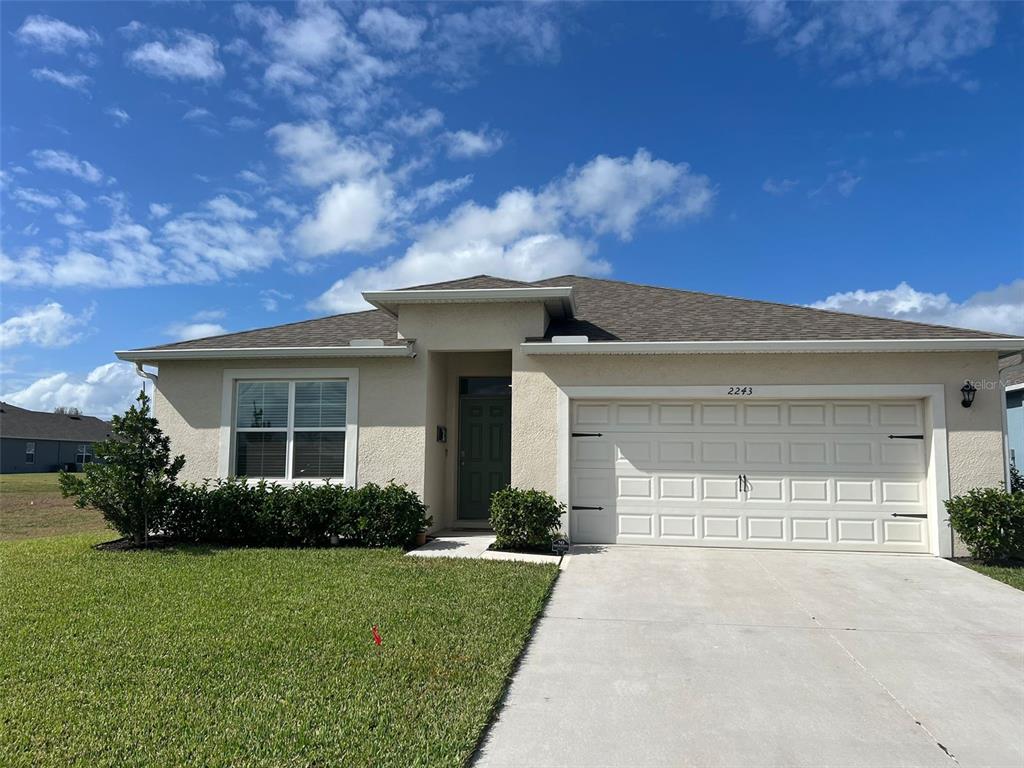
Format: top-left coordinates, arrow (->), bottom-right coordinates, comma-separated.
474,547 -> 1024,768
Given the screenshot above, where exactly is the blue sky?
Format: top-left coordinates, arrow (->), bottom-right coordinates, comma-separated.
1,1 -> 1022,417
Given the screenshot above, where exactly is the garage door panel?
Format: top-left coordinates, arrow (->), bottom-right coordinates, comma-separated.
570,398 -> 930,553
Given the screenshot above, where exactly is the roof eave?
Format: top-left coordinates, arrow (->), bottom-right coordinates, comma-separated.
362,286 -> 576,319
115,345 -> 417,362
521,339 -> 1024,355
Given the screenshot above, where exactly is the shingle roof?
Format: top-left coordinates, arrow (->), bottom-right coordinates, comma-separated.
0,402 -> 112,442
126,273 -> 1017,353
529,275 -> 1015,342
146,310 -> 401,350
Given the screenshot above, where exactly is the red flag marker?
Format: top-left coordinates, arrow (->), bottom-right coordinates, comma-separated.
371,625 -> 382,646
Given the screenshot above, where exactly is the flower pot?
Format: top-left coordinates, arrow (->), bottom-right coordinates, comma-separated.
414,530 -> 428,547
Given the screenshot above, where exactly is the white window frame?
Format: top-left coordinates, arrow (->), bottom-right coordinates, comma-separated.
219,368 -> 359,486
25,442 -> 35,464
76,444 -> 91,464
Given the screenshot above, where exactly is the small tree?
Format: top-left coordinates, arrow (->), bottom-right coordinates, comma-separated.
60,389 -> 185,545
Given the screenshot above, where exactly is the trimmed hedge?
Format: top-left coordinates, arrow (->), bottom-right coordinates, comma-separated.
163,479 -> 430,548
946,486 -> 1024,564
490,487 -> 565,551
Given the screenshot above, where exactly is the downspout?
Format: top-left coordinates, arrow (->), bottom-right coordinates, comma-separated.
133,362 -> 158,384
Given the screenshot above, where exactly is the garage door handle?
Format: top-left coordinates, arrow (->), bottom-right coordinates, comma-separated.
572,505 -> 604,511
890,513 -> 927,518
572,432 -> 603,437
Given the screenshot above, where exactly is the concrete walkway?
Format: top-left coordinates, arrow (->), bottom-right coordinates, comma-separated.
407,530 -> 562,565
474,546 -> 1024,768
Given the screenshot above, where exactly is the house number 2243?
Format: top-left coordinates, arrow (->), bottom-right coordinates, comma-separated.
727,386 -> 754,395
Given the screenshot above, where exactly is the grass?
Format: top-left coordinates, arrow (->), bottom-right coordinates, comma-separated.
960,561 -> 1024,591
0,535 -> 558,767
0,472 -> 109,541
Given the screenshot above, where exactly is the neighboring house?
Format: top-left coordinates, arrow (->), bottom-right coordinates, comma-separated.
117,275 -> 1024,557
0,402 -> 112,474
1004,369 -> 1024,471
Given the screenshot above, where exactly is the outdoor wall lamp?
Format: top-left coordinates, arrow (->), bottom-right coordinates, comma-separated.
960,381 -> 977,408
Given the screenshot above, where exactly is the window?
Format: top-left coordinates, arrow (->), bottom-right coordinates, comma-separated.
76,444 -> 91,464
25,442 -> 35,465
233,379 -> 348,480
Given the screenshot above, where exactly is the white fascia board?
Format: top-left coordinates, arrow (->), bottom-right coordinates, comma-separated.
115,345 -> 416,362
521,338 -> 1024,355
363,286 -> 576,318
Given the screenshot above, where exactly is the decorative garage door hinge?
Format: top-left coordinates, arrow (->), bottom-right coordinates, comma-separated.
887,434 -> 924,439
890,513 -> 928,518
572,505 -> 604,511
572,432 -> 603,437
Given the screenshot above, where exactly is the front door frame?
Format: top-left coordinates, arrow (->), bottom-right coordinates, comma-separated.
555,384 -> 950,556
456,377 -> 512,525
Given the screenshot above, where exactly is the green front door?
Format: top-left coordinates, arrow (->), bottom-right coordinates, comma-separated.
458,396 -> 511,521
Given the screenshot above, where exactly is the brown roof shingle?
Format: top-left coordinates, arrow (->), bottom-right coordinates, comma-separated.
127,274 -> 1017,353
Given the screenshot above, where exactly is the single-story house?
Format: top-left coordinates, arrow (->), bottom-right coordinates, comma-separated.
1004,369 -> 1024,471
0,402 -> 112,474
117,275 -> 1024,557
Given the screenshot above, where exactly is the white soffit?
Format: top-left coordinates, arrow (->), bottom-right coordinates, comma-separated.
521,338 -> 1024,355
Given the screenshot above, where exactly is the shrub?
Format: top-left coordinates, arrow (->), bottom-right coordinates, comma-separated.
490,487 -> 565,551
348,482 -> 431,548
164,479 -> 430,548
946,487 -> 1024,563
60,389 -> 185,545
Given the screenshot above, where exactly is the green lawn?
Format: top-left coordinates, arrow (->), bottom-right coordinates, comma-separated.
961,562 -> 1024,591
0,535 -> 558,767
0,473 -> 109,541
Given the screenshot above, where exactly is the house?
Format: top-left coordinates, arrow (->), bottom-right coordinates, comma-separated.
1004,369 -> 1024,471
116,275 -> 1024,557
0,402 -> 112,474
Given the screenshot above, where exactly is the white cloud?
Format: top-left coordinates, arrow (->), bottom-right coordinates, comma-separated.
762,177 -> 799,195
725,1 -> 998,88
64,192 -> 87,211
228,89 -> 260,110
16,15 -> 101,53
386,108 -> 444,136
165,321 -> 228,341
429,5 -> 563,88
260,288 -> 292,312
31,68 -> 92,94
445,128 -> 504,159
0,302 -> 94,349
11,188 -> 62,211
205,195 -> 257,221
128,31 -> 225,81
31,149 -> 103,184
310,148 -> 713,312
55,212 -> 83,227
560,149 -> 716,239
106,106 -> 131,125
149,202 -> 172,219
228,116 -> 260,131
809,169 -> 862,198
183,106 -> 213,121
811,280 -> 1024,335
268,121 -> 391,187
358,7 -> 427,52
237,2 -> 394,121
237,169 -> 266,185
1,362 -> 140,419
266,196 -> 300,219
400,176 -> 474,215
295,177 -> 393,256
3,197 -> 282,288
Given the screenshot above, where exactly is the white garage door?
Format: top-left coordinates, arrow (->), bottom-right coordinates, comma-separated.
570,399 -> 930,553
